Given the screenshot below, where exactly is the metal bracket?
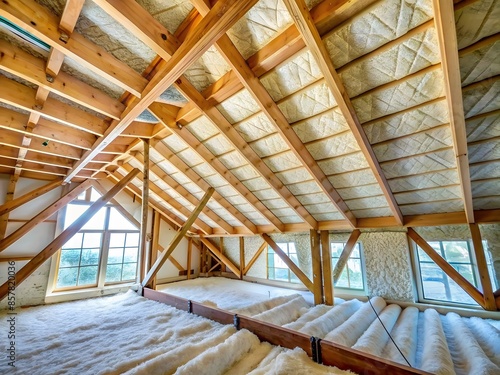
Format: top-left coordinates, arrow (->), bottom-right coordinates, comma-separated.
59,30 -> 69,43
45,74 -> 54,83
310,336 -> 317,363
187,300 -> 192,314
316,338 -> 322,364
233,314 -> 240,330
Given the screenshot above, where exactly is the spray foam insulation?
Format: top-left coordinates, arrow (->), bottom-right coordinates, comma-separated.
389,170 -> 460,193
328,169 -> 378,189
474,197 -> 500,211
305,132 -> 361,160
470,161 -> 500,180
336,184 -> 385,200
291,107 -> 349,144
381,149 -> 456,179
463,77 -> 500,118
466,112 -> 500,143
395,186 -> 463,205
217,89 -> 260,124
455,0 -> 499,50
459,39 -> 500,87
317,152 -> 370,175
401,200 -> 465,215
184,46 -> 232,92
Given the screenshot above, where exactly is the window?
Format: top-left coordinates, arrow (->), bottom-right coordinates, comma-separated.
267,242 -> 300,283
415,240 -> 485,306
55,188 -> 140,290
331,242 -> 365,290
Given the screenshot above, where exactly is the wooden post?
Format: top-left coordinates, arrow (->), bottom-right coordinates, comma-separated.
407,228 -> 486,307
0,178 -> 62,216
321,230 -> 333,305
201,242 -> 206,274
139,138 -> 150,281
219,237 -> 226,272
0,180 -> 93,252
244,242 -> 266,275
333,230 -> 361,285
262,233 -> 313,292
469,223 -> 497,310
150,209 -> 160,289
142,187 -> 214,287
187,237 -> 192,279
0,174 -> 19,239
310,229 -> 323,305
239,237 -> 244,279
0,168 -> 139,301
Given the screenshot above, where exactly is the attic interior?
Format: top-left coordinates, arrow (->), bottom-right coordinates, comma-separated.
0,0 -> 499,373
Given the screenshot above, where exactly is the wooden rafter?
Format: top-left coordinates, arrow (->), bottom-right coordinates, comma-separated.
139,139 -> 150,281
320,230 -> 333,305
142,187 -> 214,288
407,228 -> 487,308
190,0 -> 357,229
64,0 -> 259,183
332,230 -> 361,284
310,229 -> 323,304
262,233 -> 313,292
282,0 -> 404,226
432,0 -> 474,223
0,168 -> 139,301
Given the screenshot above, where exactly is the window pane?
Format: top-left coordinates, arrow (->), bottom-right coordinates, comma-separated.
347,259 -> 363,289
336,268 -> 349,288
78,266 -> 98,285
268,252 -> 274,268
57,267 -> 78,287
125,232 -> 139,247
268,267 -> 275,279
124,248 -> 138,263
331,243 -> 343,257
82,233 -> 102,248
351,244 -> 360,258
274,254 -> 287,268
443,241 -> 470,263
110,233 -> 126,248
60,249 -> 81,267
64,204 -> 87,229
290,272 -> 300,284
289,253 -> 299,265
107,248 -> 123,264
108,208 -> 138,230
275,268 -> 289,281
82,207 -> 106,230
288,243 -> 296,253
417,247 -> 433,262
80,249 -> 100,266
122,263 -> 137,280
451,264 -> 476,286
106,264 -> 123,282
62,233 -> 83,249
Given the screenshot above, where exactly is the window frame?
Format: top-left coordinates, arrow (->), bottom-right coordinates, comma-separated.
267,242 -> 301,284
411,239 -> 496,308
330,241 -> 367,293
48,188 -> 140,293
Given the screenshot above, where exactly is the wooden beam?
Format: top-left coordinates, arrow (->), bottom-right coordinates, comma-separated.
0,180 -> 92,252
239,237 -> 245,280
187,237 -> 192,280
332,230 -> 361,284
0,178 -> 62,216
321,230 -> 333,305
139,139 -> 150,281
310,229 -> 323,304
0,174 -> 18,239
199,236 -> 240,276
244,242 -> 267,275
142,187 -> 214,287
283,0 -> 403,225
407,228 -> 485,307
262,233 -> 313,292
432,0 -> 474,223
469,223 -> 497,310
149,209 -> 160,288
0,0 -> 147,97
191,0 -> 356,230
64,0 -> 258,183
0,169 -> 139,301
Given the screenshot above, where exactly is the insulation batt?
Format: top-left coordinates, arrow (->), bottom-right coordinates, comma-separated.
442,313 -> 499,375
252,295 -> 310,326
381,306 -> 419,366
234,294 -> 301,316
418,309 -> 455,375
323,297 -> 386,346
223,342 -> 274,375
300,299 -> 363,338
283,304 -> 333,330
466,317 -> 500,367
352,304 -> 402,356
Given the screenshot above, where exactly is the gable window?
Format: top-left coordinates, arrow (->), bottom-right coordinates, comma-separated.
55,188 -> 140,290
267,242 -> 300,283
331,242 -> 365,291
414,240 -> 492,306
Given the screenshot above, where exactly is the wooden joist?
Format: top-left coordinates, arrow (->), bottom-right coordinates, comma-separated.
0,168 -> 139,301
142,187 -> 214,288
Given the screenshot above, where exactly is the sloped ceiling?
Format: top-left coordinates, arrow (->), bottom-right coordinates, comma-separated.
0,0 -> 498,235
